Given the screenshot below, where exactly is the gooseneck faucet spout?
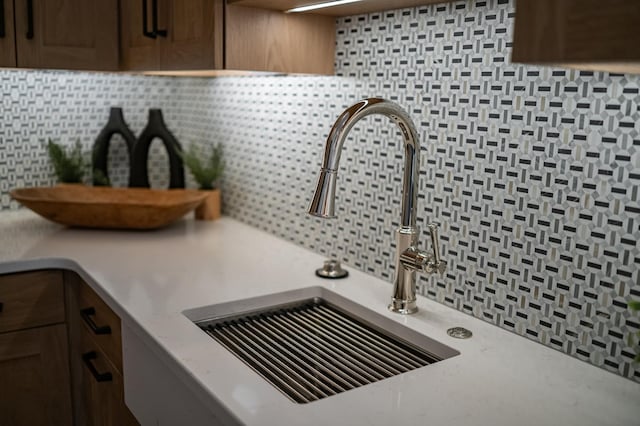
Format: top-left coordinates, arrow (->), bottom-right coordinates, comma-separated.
308,98 -> 446,314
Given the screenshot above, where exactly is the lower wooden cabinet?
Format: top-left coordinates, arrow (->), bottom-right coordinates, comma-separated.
0,270 -> 72,426
0,270 -> 138,425
66,271 -> 139,426
77,334 -> 138,426
0,324 -> 73,426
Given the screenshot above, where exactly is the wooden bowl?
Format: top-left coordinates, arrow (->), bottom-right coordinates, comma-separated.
10,186 -> 209,230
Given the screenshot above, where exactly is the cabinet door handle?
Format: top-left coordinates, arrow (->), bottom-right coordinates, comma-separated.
0,0 -> 6,38
82,351 -> 113,383
0,302 -> 3,313
142,0 -> 156,38
26,0 -> 34,39
80,307 -> 112,335
152,0 -> 167,37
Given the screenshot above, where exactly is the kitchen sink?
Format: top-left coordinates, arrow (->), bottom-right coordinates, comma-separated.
183,287 -> 459,404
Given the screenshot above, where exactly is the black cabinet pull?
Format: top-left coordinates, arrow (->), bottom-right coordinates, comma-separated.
0,0 -> 6,38
0,302 -> 3,313
82,351 -> 113,383
152,0 -> 166,37
26,0 -> 34,39
142,0 -> 156,38
80,307 -> 112,335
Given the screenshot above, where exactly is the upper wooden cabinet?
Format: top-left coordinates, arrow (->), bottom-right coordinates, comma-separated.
120,0 -> 224,71
0,0 -> 17,66
7,0 -> 119,70
121,0 -> 334,74
225,4 -> 334,74
512,0 -> 640,74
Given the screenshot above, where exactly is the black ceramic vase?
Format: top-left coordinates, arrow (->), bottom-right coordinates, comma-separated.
129,109 -> 185,189
92,107 -> 137,186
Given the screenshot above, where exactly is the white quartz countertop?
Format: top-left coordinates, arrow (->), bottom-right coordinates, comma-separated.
1,210 -> 639,425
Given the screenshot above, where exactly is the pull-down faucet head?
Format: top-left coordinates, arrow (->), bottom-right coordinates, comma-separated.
308,169 -> 338,218
308,98 -> 450,315
308,98 -> 420,226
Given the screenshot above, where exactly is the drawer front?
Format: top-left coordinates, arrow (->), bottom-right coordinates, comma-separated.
0,270 -> 65,333
77,281 -> 123,373
78,331 -> 138,426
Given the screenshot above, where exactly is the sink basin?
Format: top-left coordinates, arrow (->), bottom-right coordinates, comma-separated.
183,287 -> 459,404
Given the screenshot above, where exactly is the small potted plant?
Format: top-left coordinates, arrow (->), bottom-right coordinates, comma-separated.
46,139 -> 86,184
180,143 -> 224,220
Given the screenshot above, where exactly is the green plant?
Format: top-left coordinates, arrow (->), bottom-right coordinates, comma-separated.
180,143 -> 224,190
92,169 -> 111,187
631,300 -> 640,363
46,139 -> 86,183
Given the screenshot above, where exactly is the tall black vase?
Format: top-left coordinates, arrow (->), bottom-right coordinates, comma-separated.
92,107 -> 137,186
129,109 -> 185,189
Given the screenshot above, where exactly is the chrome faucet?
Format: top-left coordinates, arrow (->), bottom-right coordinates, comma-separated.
308,98 -> 447,314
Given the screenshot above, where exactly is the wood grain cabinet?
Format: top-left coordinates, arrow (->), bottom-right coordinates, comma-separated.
0,270 -> 138,426
120,0 -> 335,74
0,270 -> 73,426
2,0 -> 119,70
225,3 -> 334,74
120,0 -> 224,71
0,0 -> 17,66
65,271 -> 139,426
512,0 -> 640,74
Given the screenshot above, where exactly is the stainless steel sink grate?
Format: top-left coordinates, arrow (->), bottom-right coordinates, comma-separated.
197,299 -> 442,404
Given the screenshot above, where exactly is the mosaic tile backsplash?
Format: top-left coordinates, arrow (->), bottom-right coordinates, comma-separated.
1,0 -> 639,382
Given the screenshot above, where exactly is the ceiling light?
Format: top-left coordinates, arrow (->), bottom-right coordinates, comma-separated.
286,0 -> 364,13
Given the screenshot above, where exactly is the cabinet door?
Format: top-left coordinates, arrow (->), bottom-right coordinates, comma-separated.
159,0 -> 223,70
121,0 -> 223,71
120,0 -> 161,70
0,0 -> 16,66
0,324 -> 73,426
14,0 -> 118,70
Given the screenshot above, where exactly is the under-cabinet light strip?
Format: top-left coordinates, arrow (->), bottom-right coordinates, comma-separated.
286,0 -> 363,13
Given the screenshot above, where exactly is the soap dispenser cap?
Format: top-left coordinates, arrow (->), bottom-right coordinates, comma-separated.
315,259 -> 349,279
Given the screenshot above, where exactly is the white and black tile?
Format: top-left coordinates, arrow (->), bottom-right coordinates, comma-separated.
0,0 -> 638,382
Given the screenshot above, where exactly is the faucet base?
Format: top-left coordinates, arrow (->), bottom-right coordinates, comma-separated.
388,298 -> 418,315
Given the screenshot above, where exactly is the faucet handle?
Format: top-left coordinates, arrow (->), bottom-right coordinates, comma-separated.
427,223 -> 446,275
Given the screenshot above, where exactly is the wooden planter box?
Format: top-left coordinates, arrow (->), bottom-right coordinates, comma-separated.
194,189 -> 221,221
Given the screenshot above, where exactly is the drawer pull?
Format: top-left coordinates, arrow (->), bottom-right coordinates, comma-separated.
141,0 -> 156,39
0,302 -> 3,313
25,0 -> 34,39
80,307 -> 112,335
151,0 -> 167,37
0,0 -> 5,38
82,351 -> 113,382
